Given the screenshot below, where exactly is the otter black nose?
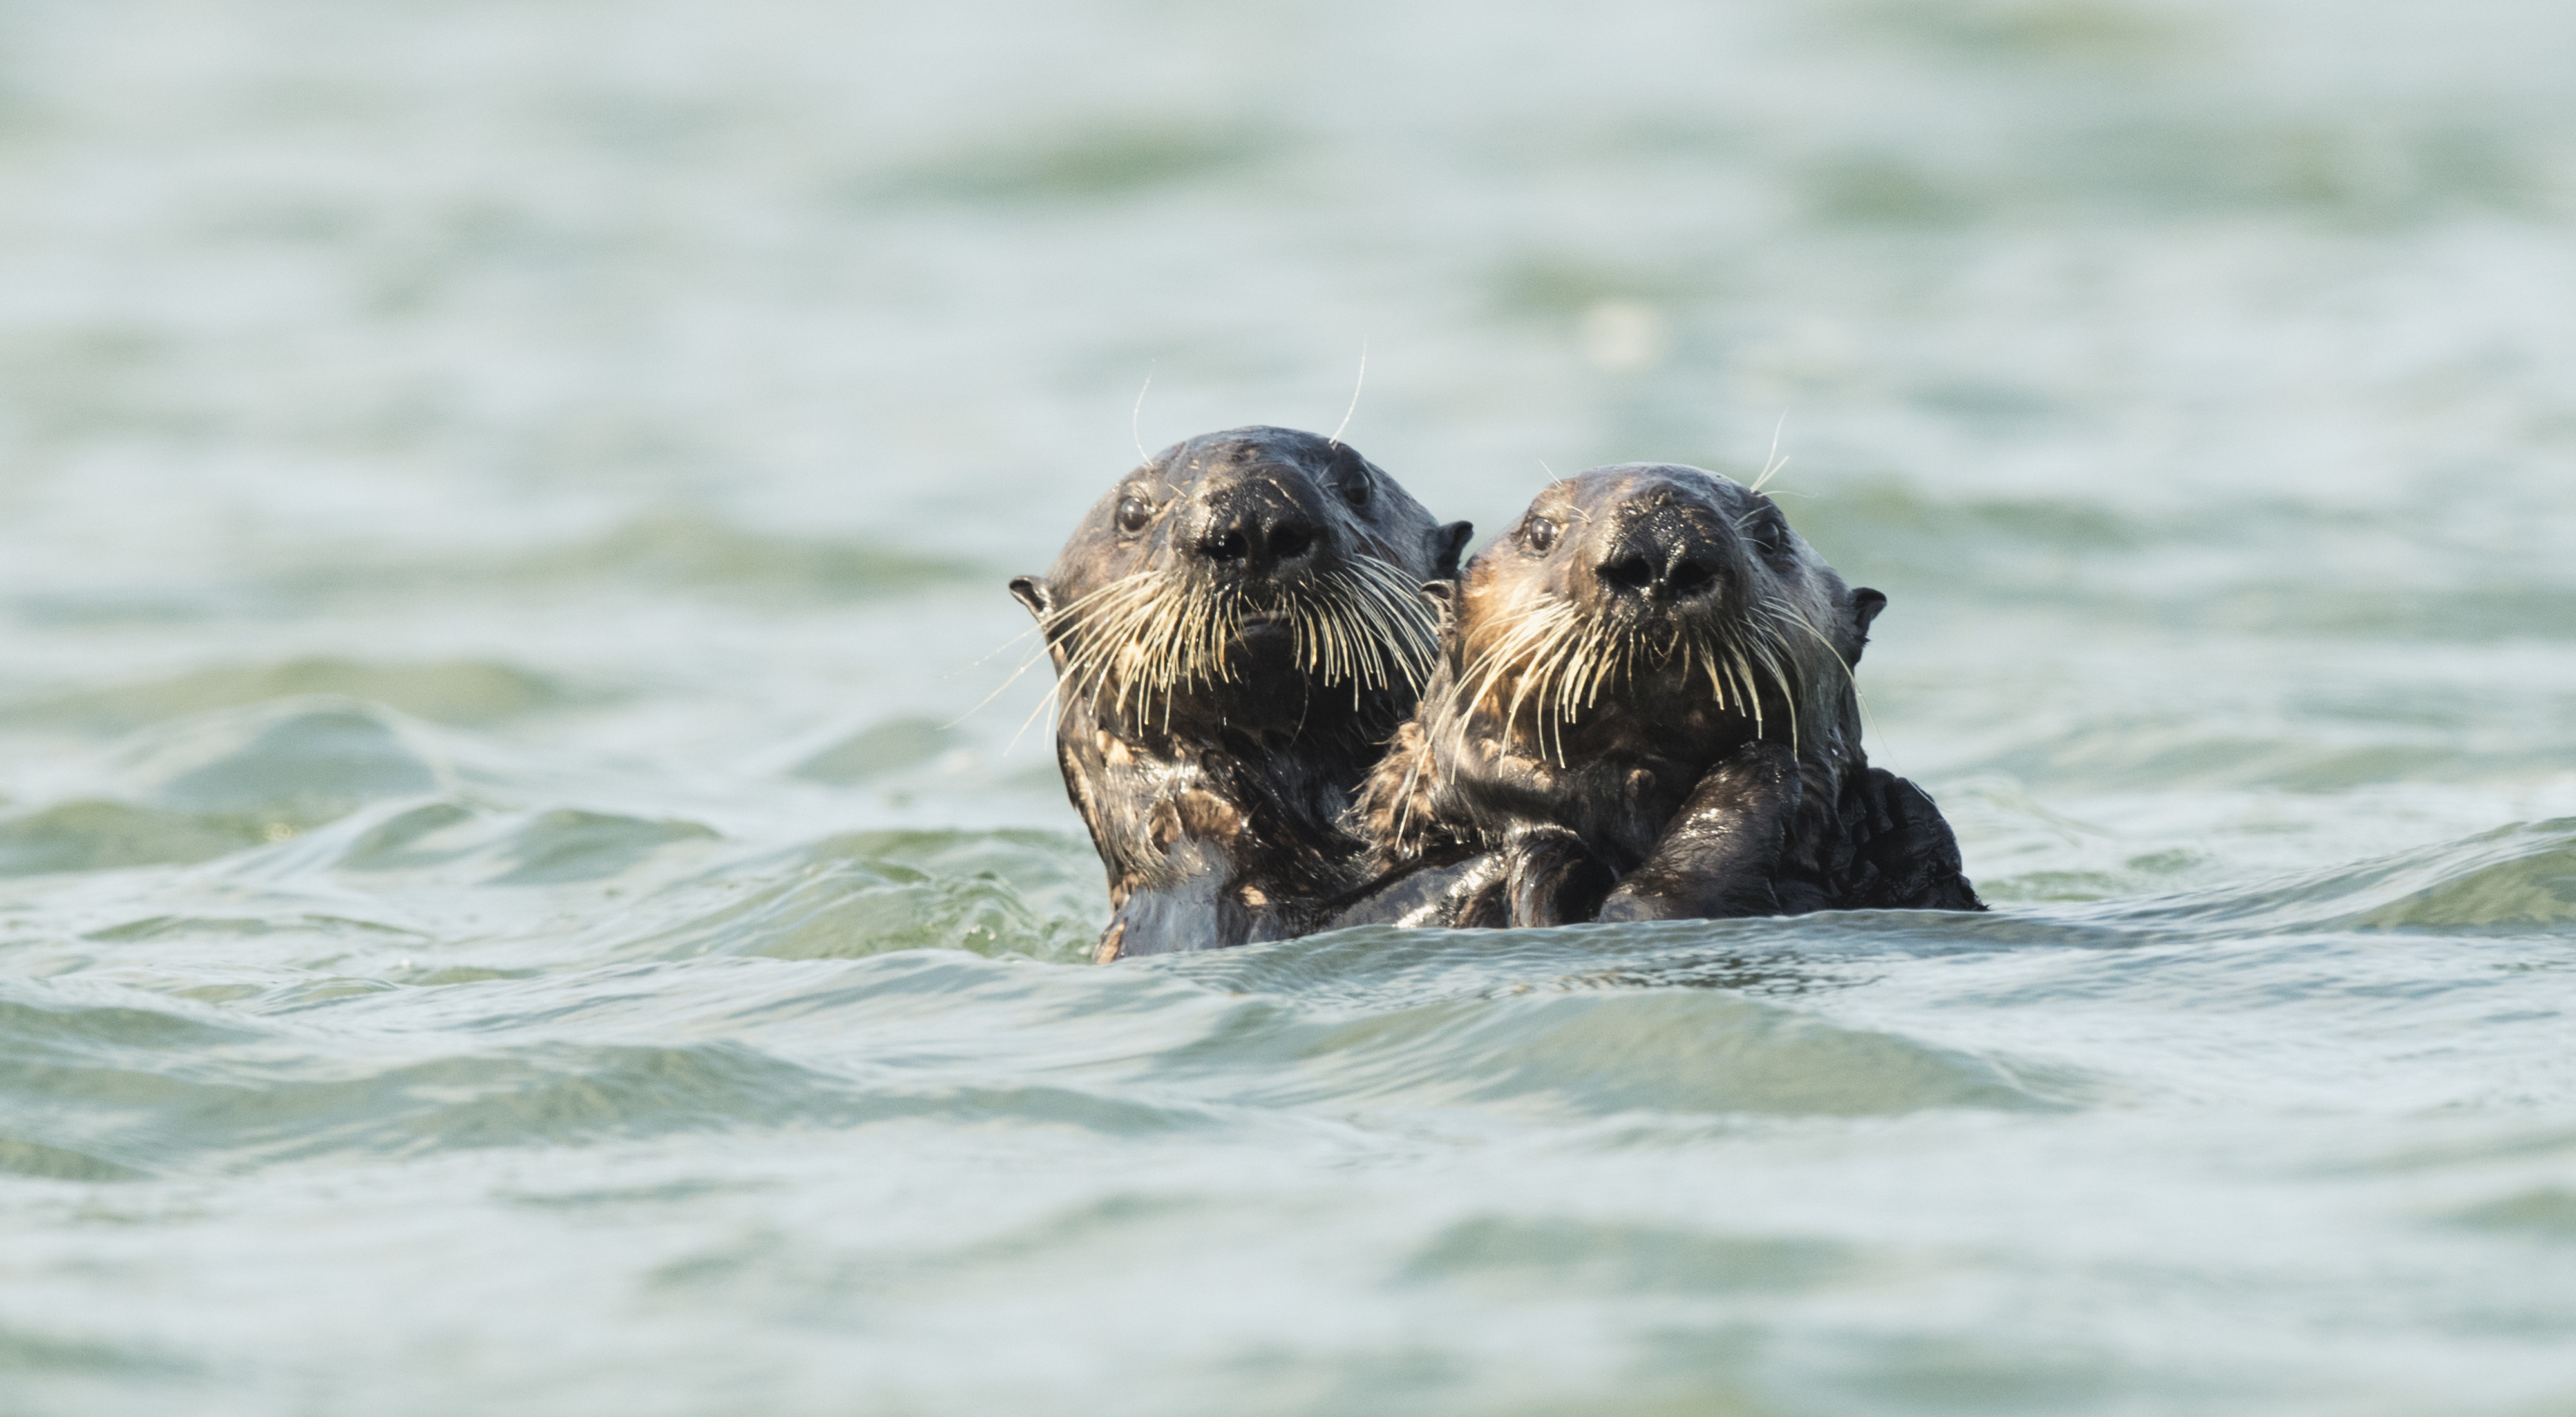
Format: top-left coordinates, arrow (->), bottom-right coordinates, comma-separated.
1197,507 -> 1320,573
1596,533 -> 1719,603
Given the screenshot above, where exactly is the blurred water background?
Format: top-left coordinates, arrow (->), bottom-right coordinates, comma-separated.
4,0 -> 2575,1412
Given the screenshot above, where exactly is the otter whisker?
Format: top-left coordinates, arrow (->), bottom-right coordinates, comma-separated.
1039,554 -> 1439,737
1430,572 -> 1833,774
1103,593 -> 1155,721
1567,616 -> 1609,759
1358,558 -> 1442,685
1040,576 -> 1160,737
1357,586 -> 1409,689
1343,582 -> 1394,689
1498,609 -> 1577,764
1765,602 -> 1860,696
1544,618 -> 1586,754
1725,644 -> 1765,737
1321,589 -> 1355,689
1750,407 -> 1790,493
1447,613 -> 1532,768
1352,564 -> 1429,686
1744,630 -> 1801,751
958,632 -> 1065,737
1470,602 -> 1576,762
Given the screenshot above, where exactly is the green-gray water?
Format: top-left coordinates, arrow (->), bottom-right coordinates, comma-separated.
5,1 -> 2574,1412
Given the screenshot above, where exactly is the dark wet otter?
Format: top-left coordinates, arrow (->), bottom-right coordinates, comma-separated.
1010,426 -> 1472,960
1340,463 -> 1980,927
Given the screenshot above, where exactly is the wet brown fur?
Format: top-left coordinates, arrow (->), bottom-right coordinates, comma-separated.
1345,463 -> 1979,924
1010,426 -> 1471,958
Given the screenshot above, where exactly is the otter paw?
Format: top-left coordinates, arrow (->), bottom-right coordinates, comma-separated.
1502,826 -> 1618,927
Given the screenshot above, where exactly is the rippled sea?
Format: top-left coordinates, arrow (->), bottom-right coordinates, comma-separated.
6,1 -> 2575,1412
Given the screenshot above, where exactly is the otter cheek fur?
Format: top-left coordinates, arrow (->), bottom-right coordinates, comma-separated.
1009,425 -> 1471,960
1344,462 -> 1980,927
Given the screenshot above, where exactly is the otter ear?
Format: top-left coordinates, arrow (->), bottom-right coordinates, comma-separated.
1430,520 -> 1473,577
1846,587 -> 1888,665
1008,576 -> 1054,620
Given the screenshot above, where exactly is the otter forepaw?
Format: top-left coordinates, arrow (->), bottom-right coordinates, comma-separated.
1597,740 -> 1801,921
1502,826 -> 1619,927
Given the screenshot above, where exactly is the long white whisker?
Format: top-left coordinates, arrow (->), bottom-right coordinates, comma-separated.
1130,367 -> 1155,466
1750,406 -> 1789,493
1329,343 -> 1367,448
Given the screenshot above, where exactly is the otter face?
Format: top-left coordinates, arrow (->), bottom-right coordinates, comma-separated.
1347,463 -> 1977,924
1010,426 -> 1472,739
1446,464 -> 1880,763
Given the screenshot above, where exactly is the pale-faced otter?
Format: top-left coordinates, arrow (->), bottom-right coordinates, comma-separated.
1010,426 -> 1473,960
1339,462 -> 1980,927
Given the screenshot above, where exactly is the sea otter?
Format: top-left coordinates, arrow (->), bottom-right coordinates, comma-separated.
1338,462 -> 1980,927
1010,426 -> 1472,960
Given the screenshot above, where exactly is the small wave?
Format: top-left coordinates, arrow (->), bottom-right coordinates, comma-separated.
1174,914 -> 2132,1014
1384,991 -> 2078,1116
99,697 -> 449,824
350,1042 -> 879,1156
791,717 -> 961,783
1817,1333 -> 2132,1415
625,830 -> 1098,963
1396,1215 -> 1857,1296
499,1176 -> 776,1211
0,1136 -> 147,1183
1134,973 -> 2085,1119
2308,1120 -> 2576,1181
0,799 -> 267,877
8,971 -> 1191,1170
1,1018 -> 1214,1172
1802,107 -> 2557,234
0,994 -> 260,1054
482,811 -> 721,887
322,800 -> 484,870
488,512 -> 980,593
867,117 -> 1286,205
0,700 -> 502,874
0,1323 -> 195,1378
2344,822 -> 2576,933
1792,476 -> 2576,648
0,994 -> 260,1177
274,511 -> 980,604
1110,922 -> 2112,1119
2446,1187 -> 2576,1240
82,913 -> 429,945
1793,475 -> 2137,567
647,863 -> 1071,960
0,656 -> 571,734
316,799 -> 721,887
1944,711 -> 2488,796
2054,818 -> 2576,937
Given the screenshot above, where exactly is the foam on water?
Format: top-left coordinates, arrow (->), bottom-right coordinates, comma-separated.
5,0 -> 2575,1412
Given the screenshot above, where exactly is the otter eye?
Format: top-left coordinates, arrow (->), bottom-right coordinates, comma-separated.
1341,477 -> 1370,509
1114,497 -> 1151,535
1523,516 -> 1558,553
1742,502 -> 1793,566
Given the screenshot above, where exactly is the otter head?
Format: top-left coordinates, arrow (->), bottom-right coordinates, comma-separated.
1437,462 -> 1883,765
1342,464 -> 1976,927
1010,426 -> 1473,746
1356,462 -> 1888,874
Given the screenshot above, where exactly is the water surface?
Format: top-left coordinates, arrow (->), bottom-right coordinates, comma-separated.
4,0 -> 2574,1412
